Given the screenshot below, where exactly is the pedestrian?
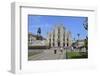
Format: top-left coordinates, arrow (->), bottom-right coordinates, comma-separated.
71,46 -> 73,51
54,48 -> 57,54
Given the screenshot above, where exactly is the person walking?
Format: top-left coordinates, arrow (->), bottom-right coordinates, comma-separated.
54,48 -> 57,54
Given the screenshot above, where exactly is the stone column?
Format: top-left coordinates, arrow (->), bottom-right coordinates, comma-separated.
65,32 -> 68,47
60,26 -> 64,47
47,33 -> 51,47
67,32 -> 72,47
54,27 -> 58,47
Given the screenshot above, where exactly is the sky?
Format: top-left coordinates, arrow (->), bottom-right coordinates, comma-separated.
28,15 -> 88,40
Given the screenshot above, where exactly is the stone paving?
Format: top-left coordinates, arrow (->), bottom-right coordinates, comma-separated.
28,48 -> 67,60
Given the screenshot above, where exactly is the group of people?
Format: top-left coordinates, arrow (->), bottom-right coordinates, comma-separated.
53,47 -> 63,54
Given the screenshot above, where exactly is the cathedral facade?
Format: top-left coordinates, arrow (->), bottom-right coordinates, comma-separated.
47,24 -> 72,48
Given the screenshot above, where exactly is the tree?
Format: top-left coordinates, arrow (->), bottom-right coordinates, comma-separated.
77,33 -> 80,48
37,27 -> 41,35
84,38 -> 88,50
83,17 -> 88,31
77,33 -> 80,40
83,18 -> 88,51
78,18 -> 88,57
37,27 -> 41,40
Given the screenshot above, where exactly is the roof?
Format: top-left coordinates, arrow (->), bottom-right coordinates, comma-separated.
28,32 -> 46,40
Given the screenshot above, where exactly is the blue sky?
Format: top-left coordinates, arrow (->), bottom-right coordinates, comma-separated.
28,15 -> 88,40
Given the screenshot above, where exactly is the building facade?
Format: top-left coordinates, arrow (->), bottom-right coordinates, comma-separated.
28,32 -> 37,44
28,32 -> 46,45
47,24 -> 72,48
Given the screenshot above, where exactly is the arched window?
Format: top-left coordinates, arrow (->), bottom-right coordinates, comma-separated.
63,42 -> 65,47
58,42 -> 60,47
67,43 -> 69,46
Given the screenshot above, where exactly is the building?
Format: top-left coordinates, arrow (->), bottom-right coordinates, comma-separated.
77,40 -> 85,47
28,32 -> 47,46
28,32 -> 37,44
72,39 -> 86,48
47,24 -> 72,48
